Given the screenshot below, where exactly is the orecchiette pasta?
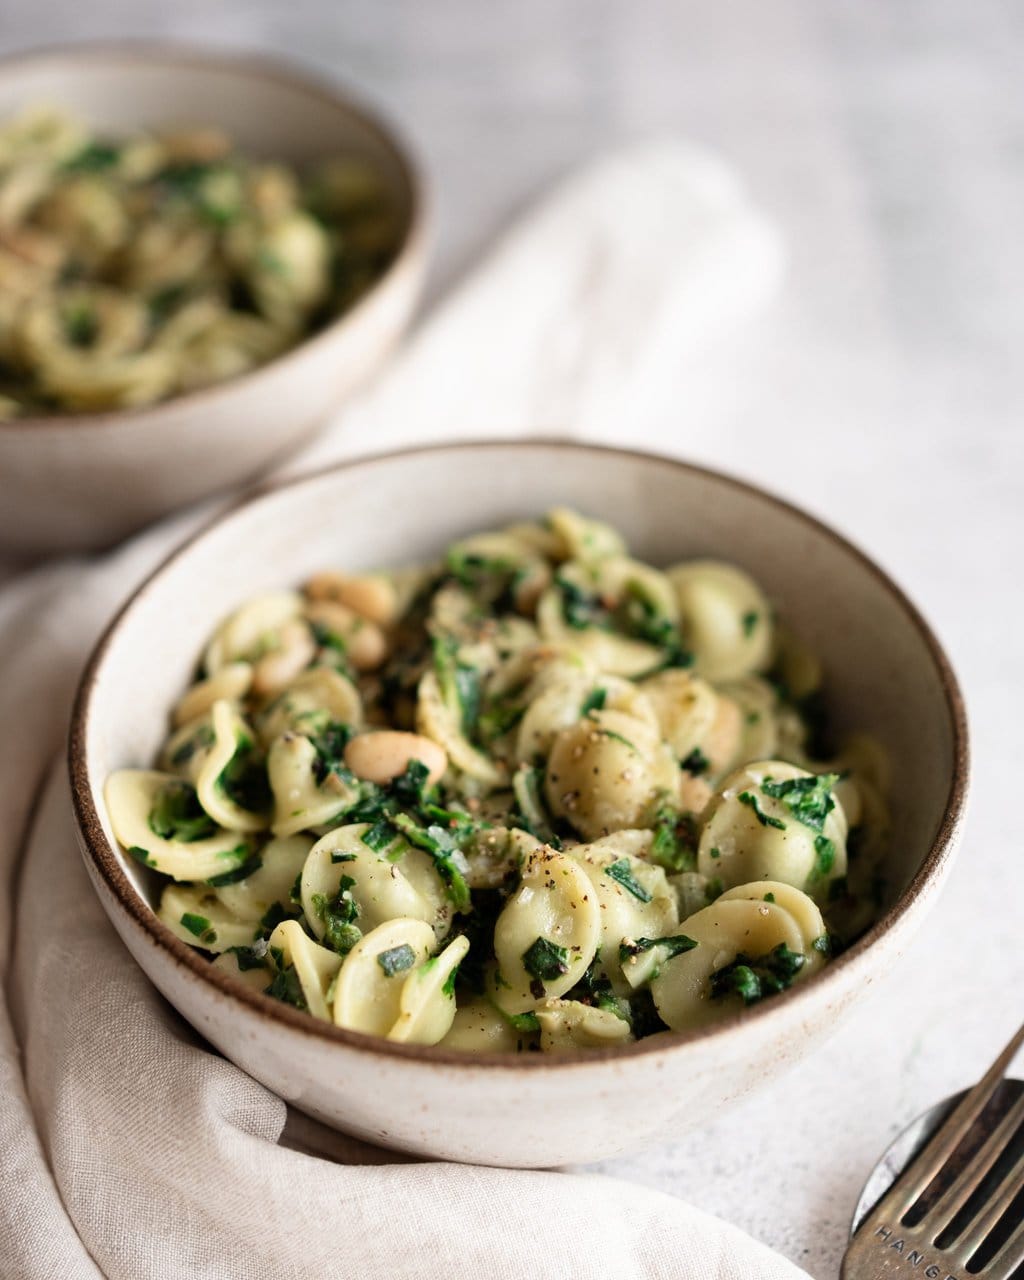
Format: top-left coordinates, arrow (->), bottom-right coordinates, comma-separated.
439,999 -> 531,1054
667,560 -> 773,683
254,667 -> 363,746
537,556 -> 680,678
266,733 -> 359,837
697,760 -> 848,900
388,934 -> 470,1044
332,918 -> 435,1035
105,769 -> 251,881
640,668 -> 742,777
173,661 -> 253,728
106,508 -> 890,1054
649,897 -> 808,1030
268,919 -> 343,1022
213,835 -> 312,921
204,591 -> 303,674
535,1000 -> 633,1052
157,882 -> 260,954
194,700 -> 268,833
299,823 -> 451,946
0,107 -> 401,418
491,850 -> 601,1013
544,708 -> 677,841
568,831 -> 678,989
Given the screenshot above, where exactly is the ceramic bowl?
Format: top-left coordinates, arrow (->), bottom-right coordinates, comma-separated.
0,44 -> 428,555
69,441 -> 969,1167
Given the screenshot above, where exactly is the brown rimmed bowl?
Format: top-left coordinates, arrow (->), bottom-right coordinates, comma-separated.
68,441 -> 969,1167
0,42 -> 428,555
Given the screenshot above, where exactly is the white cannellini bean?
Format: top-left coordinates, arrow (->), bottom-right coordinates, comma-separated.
344,731 -> 447,788
304,571 -> 398,627
306,601 -> 387,671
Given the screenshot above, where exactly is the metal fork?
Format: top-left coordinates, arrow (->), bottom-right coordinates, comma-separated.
842,1022 -> 1024,1279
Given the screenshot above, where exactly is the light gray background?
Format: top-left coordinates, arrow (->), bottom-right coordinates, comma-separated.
3,3 -> 1022,1276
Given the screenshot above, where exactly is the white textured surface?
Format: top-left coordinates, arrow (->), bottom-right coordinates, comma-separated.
2,4 -> 1023,1277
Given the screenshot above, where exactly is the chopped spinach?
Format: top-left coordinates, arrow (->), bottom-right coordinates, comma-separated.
604,858 -> 653,902
445,550 -> 517,607
477,698 -> 525,743
813,833 -> 836,878
628,988 -> 669,1038
180,912 -> 217,945
432,635 -> 482,734
148,282 -> 190,324
454,665 -> 482,734
580,687 -> 607,717
377,943 -> 416,977
507,1011 -> 540,1032
618,934 -> 698,965
760,772 -> 839,832
618,581 -> 690,665
738,790 -> 787,830
710,943 -> 805,1005
556,574 -> 604,630
62,140 -> 121,172
309,721 -> 354,783
218,737 -> 271,815
309,619 -> 347,657
390,758 -> 430,806
450,891 -> 504,993
258,902 -> 291,935
148,781 -> 217,843
312,874 -> 362,954
226,942 -> 267,967
226,941 -> 269,971
391,813 -> 471,911
596,725 -> 638,751
522,936 -> 570,986
256,246 -> 286,275
264,963 -> 306,1010
361,819 -> 399,853
569,960 -> 628,1018
649,804 -> 698,873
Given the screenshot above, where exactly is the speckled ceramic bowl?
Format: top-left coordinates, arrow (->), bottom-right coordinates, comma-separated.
68,441 -> 969,1167
0,44 -> 428,555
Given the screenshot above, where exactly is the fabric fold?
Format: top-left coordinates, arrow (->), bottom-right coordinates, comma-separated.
0,142 -> 806,1279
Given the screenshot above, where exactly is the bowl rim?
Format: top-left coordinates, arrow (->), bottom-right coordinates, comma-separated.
0,38 -> 429,434
68,439 -> 971,1070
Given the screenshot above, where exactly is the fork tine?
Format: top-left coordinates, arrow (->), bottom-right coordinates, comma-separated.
950,1143 -> 1024,1266
984,1214 -> 1024,1277
924,1089 -> 1024,1236
867,1022 -> 1024,1223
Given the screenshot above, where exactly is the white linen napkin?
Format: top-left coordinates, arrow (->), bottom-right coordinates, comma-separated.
0,140 -> 803,1279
